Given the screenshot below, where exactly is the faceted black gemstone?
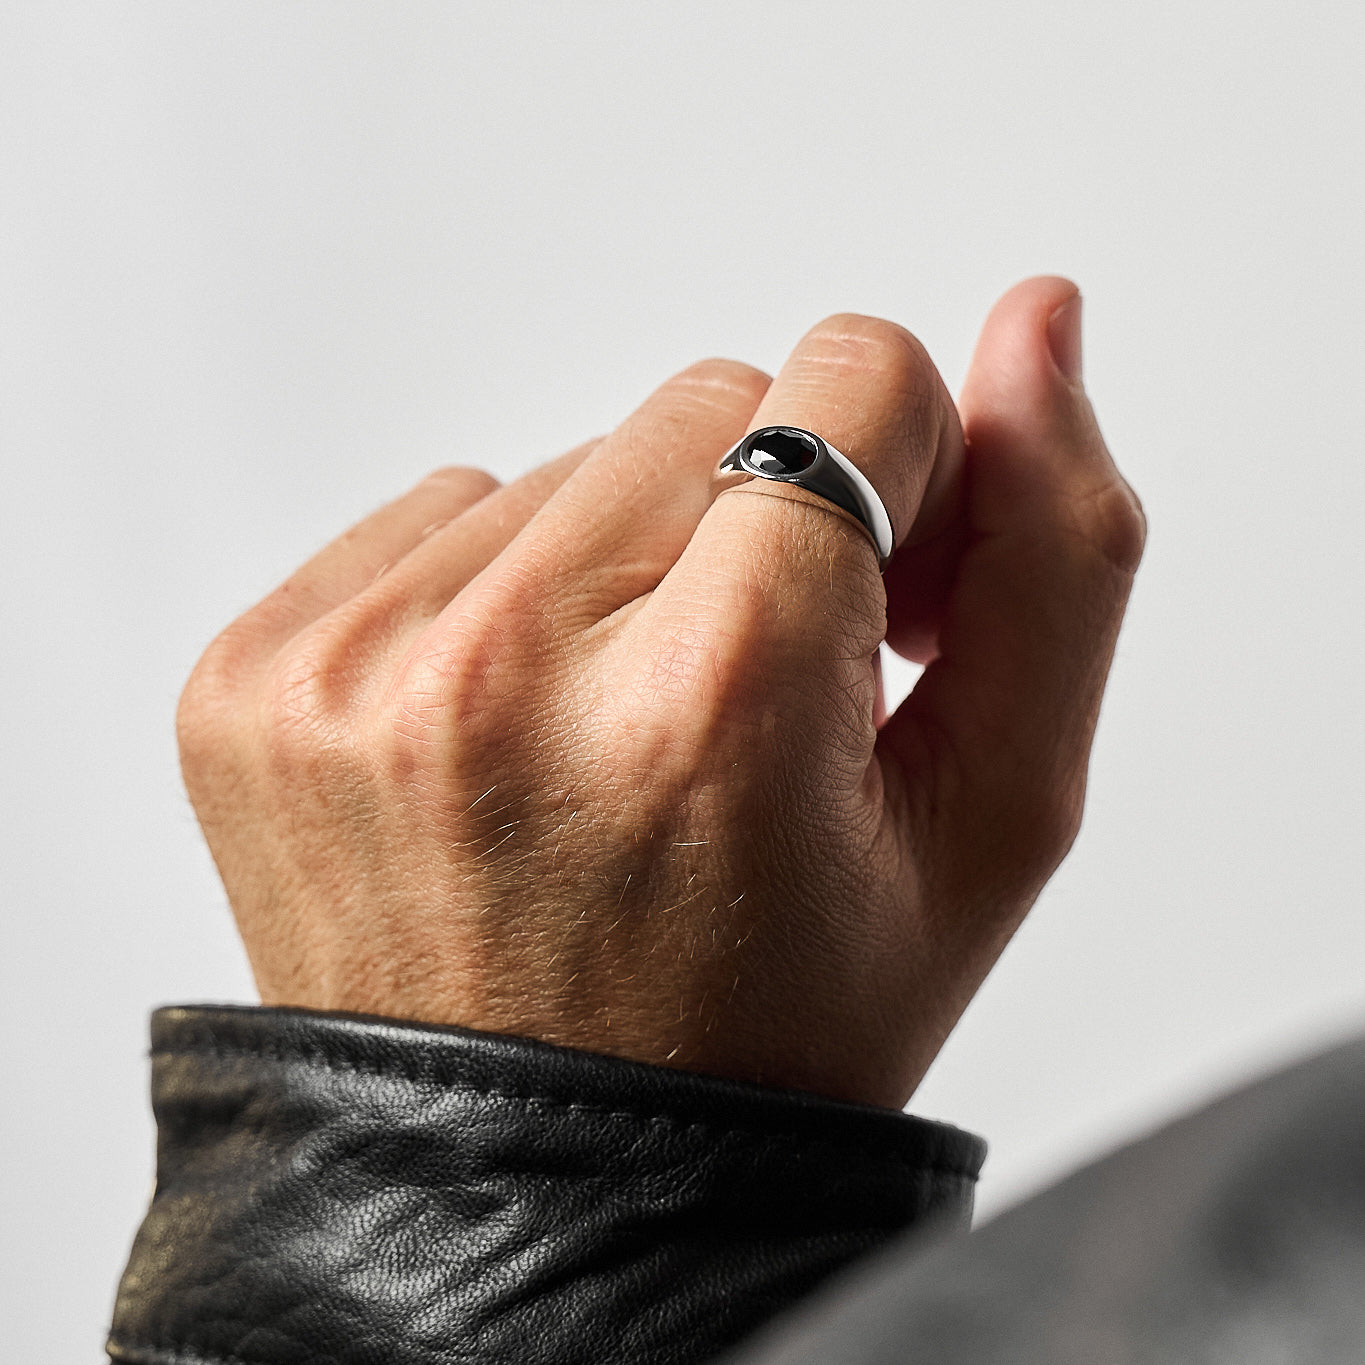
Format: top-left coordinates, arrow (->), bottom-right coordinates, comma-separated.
745,427 -> 819,476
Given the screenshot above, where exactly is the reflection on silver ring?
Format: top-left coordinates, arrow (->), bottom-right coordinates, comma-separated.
716,426 -> 894,565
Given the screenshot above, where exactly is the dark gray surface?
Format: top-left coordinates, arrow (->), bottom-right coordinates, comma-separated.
725,1034 -> 1365,1364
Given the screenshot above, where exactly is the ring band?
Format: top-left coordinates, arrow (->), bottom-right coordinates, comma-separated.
716,426 -> 895,565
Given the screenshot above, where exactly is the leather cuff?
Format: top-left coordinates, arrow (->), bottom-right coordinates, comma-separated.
108,1004 -> 985,1365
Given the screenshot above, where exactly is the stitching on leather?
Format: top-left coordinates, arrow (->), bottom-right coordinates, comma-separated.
105,1336 -> 267,1365
152,1041 -> 980,1182
109,1336 -> 484,1365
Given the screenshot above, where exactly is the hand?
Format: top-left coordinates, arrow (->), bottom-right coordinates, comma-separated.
176,276 -> 1143,1108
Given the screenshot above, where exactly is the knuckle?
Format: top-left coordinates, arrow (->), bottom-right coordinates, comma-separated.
177,639 -> 232,727
1029,779 -> 1086,867
420,464 -> 501,502
613,617 -> 751,794
386,585 -> 526,761
629,618 -> 724,718
805,314 -> 935,396
392,636 -> 492,750
175,674 -> 223,776
667,357 -> 772,411
1071,475 -> 1147,575
258,625 -> 360,757
175,625 -> 260,767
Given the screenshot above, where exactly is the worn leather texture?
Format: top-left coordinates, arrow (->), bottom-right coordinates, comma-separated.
107,1005 -> 984,1365
726,1033 -> 1365,1364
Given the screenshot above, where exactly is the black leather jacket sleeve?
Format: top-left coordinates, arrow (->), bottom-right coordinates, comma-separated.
107,1005 -> 984,1365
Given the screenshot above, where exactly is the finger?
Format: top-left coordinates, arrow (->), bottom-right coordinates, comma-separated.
351,438 -> 602,619
879,277 -> 1146,909
636,315 -> 964,767
880,499 -> 969,666
717,314 -> 963,568
230,464 -> 502,658
479,359 -> 771,628
209,441 -> 602,680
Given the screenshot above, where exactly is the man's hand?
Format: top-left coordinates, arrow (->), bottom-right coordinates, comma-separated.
176,277 -> 1143,1109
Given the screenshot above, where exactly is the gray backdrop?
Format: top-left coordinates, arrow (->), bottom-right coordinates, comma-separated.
4,3 -> 1364,1359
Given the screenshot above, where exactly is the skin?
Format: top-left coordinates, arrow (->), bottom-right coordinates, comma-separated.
177,276 -> 1144,1109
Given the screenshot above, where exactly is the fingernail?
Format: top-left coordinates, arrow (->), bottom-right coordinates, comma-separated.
1046,292 -> 1083,383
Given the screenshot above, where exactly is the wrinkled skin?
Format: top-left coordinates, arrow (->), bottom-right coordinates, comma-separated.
177,277 -> 1144,1108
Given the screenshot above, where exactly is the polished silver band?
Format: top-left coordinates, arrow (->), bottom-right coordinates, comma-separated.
717,426 -> 894,565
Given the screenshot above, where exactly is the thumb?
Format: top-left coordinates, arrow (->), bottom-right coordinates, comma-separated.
879,276 -> 1145,919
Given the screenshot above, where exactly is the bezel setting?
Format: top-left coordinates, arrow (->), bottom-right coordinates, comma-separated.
716,425 -> 895,566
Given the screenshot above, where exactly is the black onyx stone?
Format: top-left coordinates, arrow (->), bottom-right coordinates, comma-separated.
745,427 -> 819,476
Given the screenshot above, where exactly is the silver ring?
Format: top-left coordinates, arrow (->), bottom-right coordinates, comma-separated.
717,426 -> 894,566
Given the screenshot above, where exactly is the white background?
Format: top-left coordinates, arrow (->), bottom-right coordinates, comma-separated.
4,3 -> 1364,1358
